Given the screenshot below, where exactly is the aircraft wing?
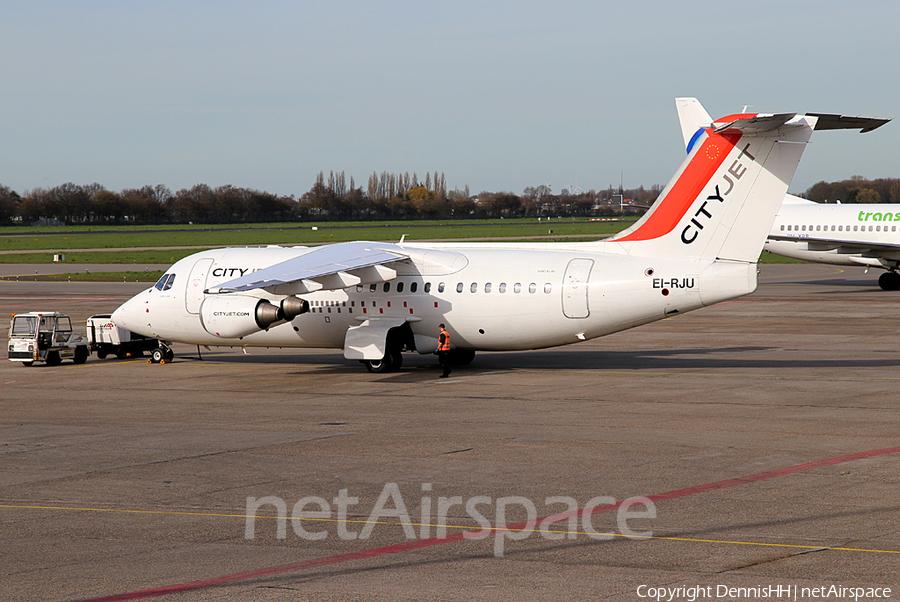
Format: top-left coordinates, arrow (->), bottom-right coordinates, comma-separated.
206,241 -> 408,294
767,234 -> 900,256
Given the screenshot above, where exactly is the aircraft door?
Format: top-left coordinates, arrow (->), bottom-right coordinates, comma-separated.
562,258 -> 593,319
185,258 -> 214,314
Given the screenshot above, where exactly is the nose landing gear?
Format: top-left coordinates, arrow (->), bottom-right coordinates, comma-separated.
149,343 -> 175,364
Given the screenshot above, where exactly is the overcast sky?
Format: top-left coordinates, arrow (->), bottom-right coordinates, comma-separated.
2,1 -> 898,198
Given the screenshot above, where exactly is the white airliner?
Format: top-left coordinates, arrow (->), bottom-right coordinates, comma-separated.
676,98 -> 896,289
111,101 -> 885,371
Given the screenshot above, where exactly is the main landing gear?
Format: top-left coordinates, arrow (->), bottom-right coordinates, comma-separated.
363,349 -> 403,373
149,343 -> 175,364
878,270 -> 900,291
362,348 -> 476,374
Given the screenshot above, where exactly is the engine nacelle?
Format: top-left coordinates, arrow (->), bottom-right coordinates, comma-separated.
199,295 -> 307,339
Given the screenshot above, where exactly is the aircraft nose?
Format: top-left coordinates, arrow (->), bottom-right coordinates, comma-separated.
111,302 -> 129,330
111,296 -> 140,331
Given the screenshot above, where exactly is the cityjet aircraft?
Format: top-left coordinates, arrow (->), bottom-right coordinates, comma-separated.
111,101 -> 885,371
676,98 -> 895,289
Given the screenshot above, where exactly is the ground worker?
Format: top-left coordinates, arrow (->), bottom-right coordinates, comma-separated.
437,323 -> 452,378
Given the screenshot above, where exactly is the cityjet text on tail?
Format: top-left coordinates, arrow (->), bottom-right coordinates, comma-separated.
111,99 -> 887,372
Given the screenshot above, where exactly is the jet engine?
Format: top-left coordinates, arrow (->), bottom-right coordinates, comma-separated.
199,295 -> 309,339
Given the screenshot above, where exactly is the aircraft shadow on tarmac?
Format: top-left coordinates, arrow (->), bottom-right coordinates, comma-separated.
165,344 -> 900,377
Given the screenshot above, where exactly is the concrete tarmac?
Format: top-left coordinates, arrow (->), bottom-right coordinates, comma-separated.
0,264 -> 898,601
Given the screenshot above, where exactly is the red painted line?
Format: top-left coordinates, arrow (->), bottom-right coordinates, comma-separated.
78,445 -> 900,602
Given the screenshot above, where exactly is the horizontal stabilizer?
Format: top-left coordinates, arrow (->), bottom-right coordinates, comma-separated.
806,113 -> 890,133
713,113 -> 797,134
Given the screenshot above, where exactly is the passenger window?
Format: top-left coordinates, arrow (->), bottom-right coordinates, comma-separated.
438,282 -> 445,293
816,225 -> 821,231
425,282 -> 432,293
470,282 -> 477,293
356,285 -> 363,292
396,282 -> 404,293
484,282 -> 492,293
877,225 -> 881,232
854,226 -> 858,231
870,226 -> 874,232
780,225 -> 785,231
801,225 -> 806,231
528,283 -> 537,293
838,225 -> 843,231
787,225 -> 792,231
456,283 -> 463,293
383,282 -> 391,293
499,283 -> 507,293
410,282 -> 418,293
544,283 -> 552,294
370,283 -> 377,292
514,283 -> 521,293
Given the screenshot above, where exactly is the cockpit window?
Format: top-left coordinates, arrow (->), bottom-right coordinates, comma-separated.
154,274 -> 169,290
163,273 -> 176,291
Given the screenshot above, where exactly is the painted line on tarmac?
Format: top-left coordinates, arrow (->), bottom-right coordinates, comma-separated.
3,502 -> 898,557
71,444 -> 900,602
515,368 -> 900,381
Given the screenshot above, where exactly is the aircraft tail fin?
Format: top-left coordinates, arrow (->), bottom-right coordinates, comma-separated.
607,102 -> 887,264
675,97 -> 713,153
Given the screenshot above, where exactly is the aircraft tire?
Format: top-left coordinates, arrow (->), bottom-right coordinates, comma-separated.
364,350 -> 402,373
450,349 -> 476,365
150,348 -> 165,364
878,271 -> 900,291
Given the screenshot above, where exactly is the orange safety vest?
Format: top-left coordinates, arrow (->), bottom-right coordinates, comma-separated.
438,328 -> 451,352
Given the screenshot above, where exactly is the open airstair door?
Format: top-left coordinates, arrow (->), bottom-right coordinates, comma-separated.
562,258 -> 593,319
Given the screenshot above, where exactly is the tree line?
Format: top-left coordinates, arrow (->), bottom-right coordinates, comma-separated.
804,176 -> 900,204
1,174 -> 897,226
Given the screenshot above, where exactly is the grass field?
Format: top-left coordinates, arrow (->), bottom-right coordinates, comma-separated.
0,219 -> 630,254
0,218 -> 803,276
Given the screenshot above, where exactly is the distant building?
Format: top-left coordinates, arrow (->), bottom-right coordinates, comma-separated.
31,218 -> 66,227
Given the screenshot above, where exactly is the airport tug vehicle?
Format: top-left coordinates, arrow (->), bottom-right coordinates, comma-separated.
7,312 -> 89,366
